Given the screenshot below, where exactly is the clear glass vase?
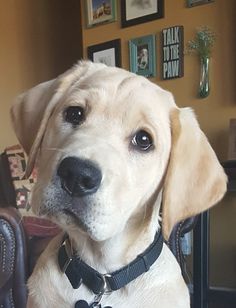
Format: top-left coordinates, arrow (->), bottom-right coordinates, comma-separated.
199,56 -> 210,98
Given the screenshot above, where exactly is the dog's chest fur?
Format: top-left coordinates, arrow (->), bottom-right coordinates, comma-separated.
27,234 -> 190,308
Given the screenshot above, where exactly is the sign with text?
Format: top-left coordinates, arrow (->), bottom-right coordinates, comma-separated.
162,26 -> 184,80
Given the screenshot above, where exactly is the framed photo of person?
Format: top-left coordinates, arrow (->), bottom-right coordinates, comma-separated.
87,39 -> 121,67
129,34 -> 156,78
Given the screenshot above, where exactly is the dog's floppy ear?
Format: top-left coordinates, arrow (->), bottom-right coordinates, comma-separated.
11,78 -> 65,177
11,61 -> 93,177
162,108 -> 227,240
11,79 -> 56,155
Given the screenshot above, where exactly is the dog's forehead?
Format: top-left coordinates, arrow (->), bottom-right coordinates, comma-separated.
64,66 -> 175,120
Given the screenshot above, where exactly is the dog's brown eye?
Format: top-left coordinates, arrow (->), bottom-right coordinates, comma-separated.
132,130 -> 153,151
64,106 -> 85,126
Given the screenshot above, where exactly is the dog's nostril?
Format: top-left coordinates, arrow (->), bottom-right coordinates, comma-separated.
82,176 -> 97,190
57,157 -> 102,197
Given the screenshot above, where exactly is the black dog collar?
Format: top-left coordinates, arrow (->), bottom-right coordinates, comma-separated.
58,230 -> 163,296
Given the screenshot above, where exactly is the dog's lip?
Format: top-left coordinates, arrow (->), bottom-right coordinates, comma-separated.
62,208 -> 87,230
63,208 -> 78,219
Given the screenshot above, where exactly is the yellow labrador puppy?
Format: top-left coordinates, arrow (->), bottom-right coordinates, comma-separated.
11,61 -> 227,308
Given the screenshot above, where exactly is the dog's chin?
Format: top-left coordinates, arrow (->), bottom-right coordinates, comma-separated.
52,208 -> 119,242
50,208 -> 88,234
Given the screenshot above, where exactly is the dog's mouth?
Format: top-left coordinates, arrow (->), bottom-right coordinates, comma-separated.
62,208 -> 87,232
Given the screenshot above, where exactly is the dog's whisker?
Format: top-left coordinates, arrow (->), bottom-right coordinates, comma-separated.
42,147 -> 67,153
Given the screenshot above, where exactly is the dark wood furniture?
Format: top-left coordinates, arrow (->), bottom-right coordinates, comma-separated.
193,160 -> 236,308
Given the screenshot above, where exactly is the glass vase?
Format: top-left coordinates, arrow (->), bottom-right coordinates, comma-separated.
199,56 -> 210,98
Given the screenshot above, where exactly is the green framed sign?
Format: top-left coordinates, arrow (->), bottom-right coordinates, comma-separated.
129,34 -> 156,78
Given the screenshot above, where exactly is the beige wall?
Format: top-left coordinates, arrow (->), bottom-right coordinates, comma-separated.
82,0 -> 236,161
1,0 -> 235,157
0,0 -> 82,151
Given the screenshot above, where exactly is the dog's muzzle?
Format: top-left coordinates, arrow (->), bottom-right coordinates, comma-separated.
57,157 -> 102,197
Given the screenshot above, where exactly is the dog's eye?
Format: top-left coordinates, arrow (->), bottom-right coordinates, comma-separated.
64,106 -> 85,126
132,130 -> 153,151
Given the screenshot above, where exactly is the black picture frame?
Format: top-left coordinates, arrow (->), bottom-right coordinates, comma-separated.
187,0 -> 214,7
87,39 -> 121,67
121,0 -> 164,28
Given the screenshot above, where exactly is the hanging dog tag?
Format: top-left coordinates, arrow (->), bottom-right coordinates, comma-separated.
75,300 -> 90,308
75,300 -> 111,308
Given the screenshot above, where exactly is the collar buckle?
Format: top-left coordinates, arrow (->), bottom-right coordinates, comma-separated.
96,273 -> 112,294
61,237 -> 73,273
100,274 -> 112,294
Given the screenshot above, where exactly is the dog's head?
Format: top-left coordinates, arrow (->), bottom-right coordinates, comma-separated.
11,61 -> 227,241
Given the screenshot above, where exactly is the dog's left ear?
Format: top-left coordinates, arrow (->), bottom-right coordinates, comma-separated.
11,61 -> 94,177
162,108 -> 227,240
11,76 -> 71,177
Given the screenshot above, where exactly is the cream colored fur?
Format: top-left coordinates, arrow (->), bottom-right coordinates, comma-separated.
11,61 -> 227,308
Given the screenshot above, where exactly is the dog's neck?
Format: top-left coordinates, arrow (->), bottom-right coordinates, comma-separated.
68,193 -> 162,274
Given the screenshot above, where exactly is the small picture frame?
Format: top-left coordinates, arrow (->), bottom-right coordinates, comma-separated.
187,0 -> 214,7
87,39 -> 121,67
228,119 -> 236,161
129,34 -> 156,78
121,0 -> 164,28
86,0 -> 117,27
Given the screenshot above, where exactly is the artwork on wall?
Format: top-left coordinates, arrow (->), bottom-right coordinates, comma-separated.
86,0 -> 117,27
228,119 -> 236,160
121,0 -> 164,28
187,0 -> 214,8
129,34 -> 156,78
87,39 -> 121,67
162,25 -> 184,80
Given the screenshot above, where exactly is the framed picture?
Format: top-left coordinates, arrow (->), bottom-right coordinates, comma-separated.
187,0 -> 214,7
87,39 -> 121,67
162,25 -> 184,80
86,0 -> 117,27
228,119 -> 236,160
121,0 -> 164,28
129,34 -> 156,78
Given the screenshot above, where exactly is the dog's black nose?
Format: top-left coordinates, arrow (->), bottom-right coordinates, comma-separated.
57,157 -> 102,197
